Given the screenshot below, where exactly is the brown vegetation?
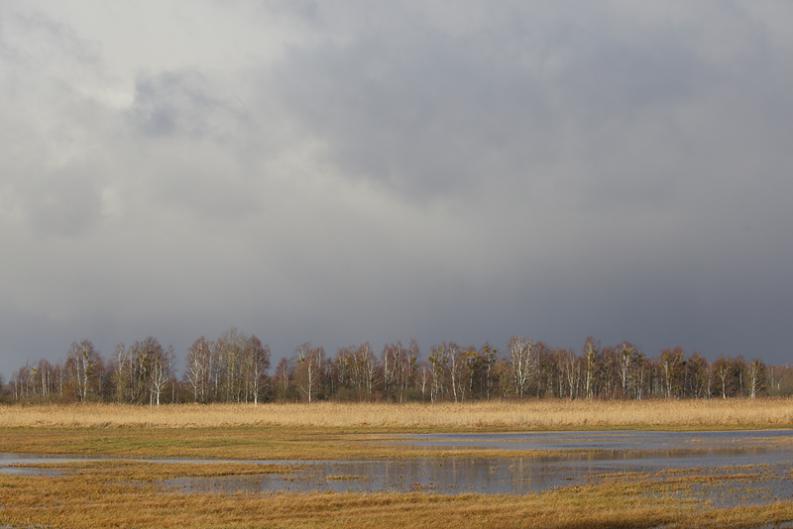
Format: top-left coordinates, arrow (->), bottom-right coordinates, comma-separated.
0,401 -> 789,461
1,400 -> 792,430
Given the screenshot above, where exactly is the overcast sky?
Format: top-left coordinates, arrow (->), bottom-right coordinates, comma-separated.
1,1 -> 792,375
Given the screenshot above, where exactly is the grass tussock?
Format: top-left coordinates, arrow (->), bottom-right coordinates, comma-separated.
1,399 -> 792,430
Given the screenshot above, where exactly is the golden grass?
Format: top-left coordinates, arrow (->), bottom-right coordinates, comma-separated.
1,460 -> 792,529
2,399 -> 792,430
0,400 -> 790,461
10,460 -> 298,480
0,426 -> 609,460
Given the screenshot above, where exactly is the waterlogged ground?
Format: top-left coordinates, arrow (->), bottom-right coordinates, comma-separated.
3,430 -> 793,529
142,430 -> 793,505
397,429 -> 793,452
2,430 -> 793,506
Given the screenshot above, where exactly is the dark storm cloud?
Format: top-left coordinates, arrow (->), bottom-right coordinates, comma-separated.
1,0 -> 793,376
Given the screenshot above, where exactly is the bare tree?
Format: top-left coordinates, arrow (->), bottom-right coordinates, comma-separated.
448,343 -> 460,403
428,344 -> 450,402
245,335 -> 270,405
384,340 -> 418,403
136,337 -> 171,406
618,342 -> 635,398
660,347 -> 684,399
583,337 -> 598,400
420,364 -> 428,400
749,359 -> 766,399
151,346 -> 172,406
186,337 -> 210,403
218,328 -> 246,403
559,348 -> 579,400
66,340 -> 99,403
713,356 -> 730,399
4,330 -> 791,405
113,343 -> 131,403
295,343 -> 323,403
274,358 -> 291,400
509,336 -> 534,398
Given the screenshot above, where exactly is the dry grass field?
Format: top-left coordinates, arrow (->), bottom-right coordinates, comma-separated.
2,398 -> 792,430
0,426 -> 559,459
0,399 -> 790,460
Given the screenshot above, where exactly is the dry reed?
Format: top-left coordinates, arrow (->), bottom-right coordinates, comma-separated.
1,399 -> 791,430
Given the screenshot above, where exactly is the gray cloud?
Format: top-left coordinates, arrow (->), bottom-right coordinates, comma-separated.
129,71 -> 247,141
1,0 -> 793,375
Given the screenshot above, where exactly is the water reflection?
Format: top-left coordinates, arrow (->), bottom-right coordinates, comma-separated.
396,429 -> 793,452
2,429 -> 793,504
164,458 -> 584,494
161,430 -> 793,500
161,454 -> 793,500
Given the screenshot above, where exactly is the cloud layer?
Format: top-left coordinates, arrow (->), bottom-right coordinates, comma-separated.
2,0 -> 792,374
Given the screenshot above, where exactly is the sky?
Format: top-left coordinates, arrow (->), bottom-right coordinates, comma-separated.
1,1 -> 793,376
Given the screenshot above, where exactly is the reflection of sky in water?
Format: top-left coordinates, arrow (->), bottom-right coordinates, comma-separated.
160,456 -> 793,502
394,430 -> 793,451
2,430 -> 793,505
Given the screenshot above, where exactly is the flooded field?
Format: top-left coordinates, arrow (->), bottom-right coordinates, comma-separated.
3,430 -> 792,505
3,424 -> 793,529
162,430 -> 793,504
397,429 -> 793,452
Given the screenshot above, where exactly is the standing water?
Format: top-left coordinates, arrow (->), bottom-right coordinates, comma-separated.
3,430 -> 793,504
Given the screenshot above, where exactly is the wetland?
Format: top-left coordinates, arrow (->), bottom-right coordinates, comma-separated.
2,403 -> 793,528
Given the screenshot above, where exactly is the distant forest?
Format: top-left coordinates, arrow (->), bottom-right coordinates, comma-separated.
2,329 -> 792,404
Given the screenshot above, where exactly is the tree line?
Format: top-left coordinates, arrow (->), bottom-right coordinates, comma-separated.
2,329 -> 792,405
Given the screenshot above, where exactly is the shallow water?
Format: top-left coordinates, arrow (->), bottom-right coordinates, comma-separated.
162,455 -> 793,501
396,429 -> 793,452
3,430 -> 793,504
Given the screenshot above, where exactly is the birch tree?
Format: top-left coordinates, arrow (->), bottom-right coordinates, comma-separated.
713,356 -> 730,399
618,342 -> 635,398
428,344 -> 450,402
583,337 -> 598,400
296,343 -> 323,403
66,340 -> 99,402
509,336 -> 534,398
660,347 -> 684,399
245,335 -> 270,405
749,359 -> 766,399
149,345 -> 172,406
186,337 -> 211,403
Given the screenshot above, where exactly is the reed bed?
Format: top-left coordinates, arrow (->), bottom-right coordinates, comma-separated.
1,399 -> 792,430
